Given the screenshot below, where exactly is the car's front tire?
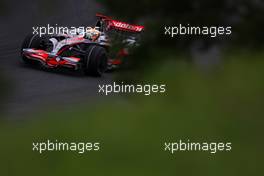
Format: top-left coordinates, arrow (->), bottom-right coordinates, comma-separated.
21,34 -> 49,64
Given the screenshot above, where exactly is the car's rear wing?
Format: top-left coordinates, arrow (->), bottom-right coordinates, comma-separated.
96,13 -> 144,33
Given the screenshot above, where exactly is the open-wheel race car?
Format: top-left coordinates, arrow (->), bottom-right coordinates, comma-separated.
21,14 -> 144,76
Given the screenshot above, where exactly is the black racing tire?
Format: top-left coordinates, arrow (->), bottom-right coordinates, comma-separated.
21,34 -> 47,64
83,45 -> 108,77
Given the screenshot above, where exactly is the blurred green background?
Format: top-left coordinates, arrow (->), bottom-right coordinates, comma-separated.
1,51 -> 264,175
1,0 -> 264,175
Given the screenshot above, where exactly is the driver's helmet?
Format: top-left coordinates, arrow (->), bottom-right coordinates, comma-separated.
85,27 -> 101,41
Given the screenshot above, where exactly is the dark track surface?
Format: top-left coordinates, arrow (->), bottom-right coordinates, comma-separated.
0,0 -> 112,118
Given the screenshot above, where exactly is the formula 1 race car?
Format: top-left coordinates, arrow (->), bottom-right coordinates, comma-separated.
21,14 -> 144,76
